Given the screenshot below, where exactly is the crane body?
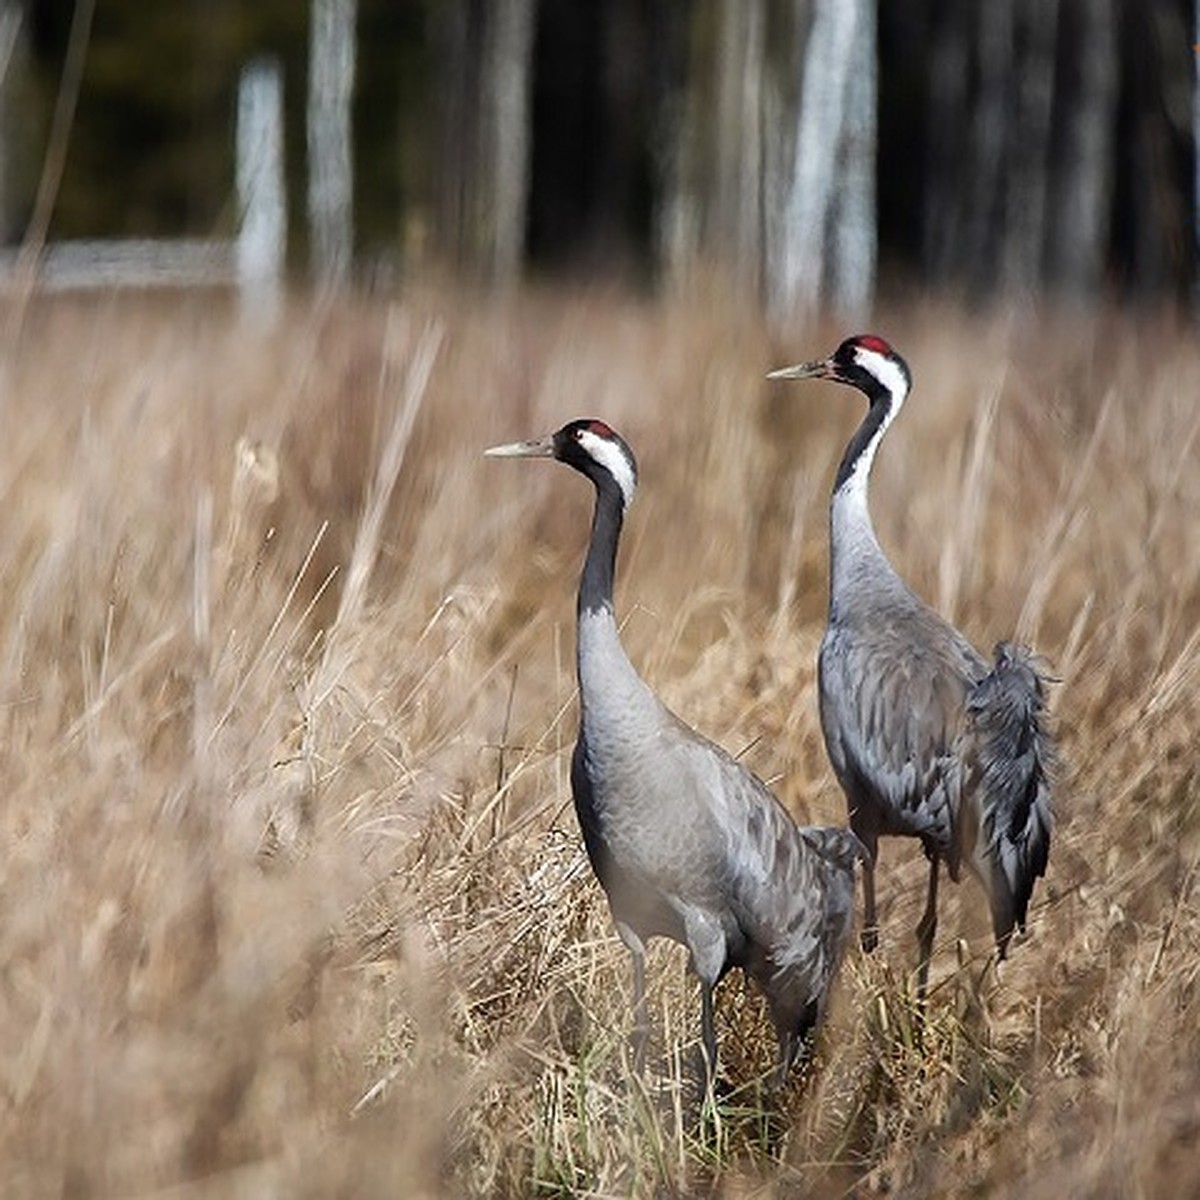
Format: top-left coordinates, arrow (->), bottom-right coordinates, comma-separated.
487,419 -> 861,1081
769,337 -> 1054,990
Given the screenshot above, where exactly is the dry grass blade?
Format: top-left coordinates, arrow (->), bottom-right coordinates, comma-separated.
333,315 -> 443,633
1,293 -> 1197,1198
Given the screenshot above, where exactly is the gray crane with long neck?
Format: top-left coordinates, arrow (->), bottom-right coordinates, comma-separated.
487,418 -> 861,1083
769,336 -> 1054,993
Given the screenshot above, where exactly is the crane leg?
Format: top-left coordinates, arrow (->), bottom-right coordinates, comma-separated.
915,857 -> 939,998
864,854 -> 883,955
630,946 -> 648,1075
681,915 -> 726,1096
700,982 -> 717,1095
774,1032 -> 794,1089
773,1001 -> 817,1088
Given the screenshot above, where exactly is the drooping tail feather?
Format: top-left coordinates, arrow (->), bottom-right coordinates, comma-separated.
963,642 -> 1056,955
799,825 -> 870,874
761,825 -> 862,1072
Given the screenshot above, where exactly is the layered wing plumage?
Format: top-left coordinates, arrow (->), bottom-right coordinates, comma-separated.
820,590 -> 1055,954
957,642 -> 1055,952
576,688 -> 860,1065
819,598 -> 985,870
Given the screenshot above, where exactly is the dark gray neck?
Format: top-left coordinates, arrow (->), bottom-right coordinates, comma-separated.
579,475 -> 625,616
574,476 -> 654,741
834,394 -> 892,493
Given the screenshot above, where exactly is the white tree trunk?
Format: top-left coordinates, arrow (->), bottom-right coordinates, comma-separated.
308,0 -> 357,288
830,0 -> 876,323
237,59 -> 287,324
656,9 -> 704,294
481,0 -> 535,286
657,113 -> 696,293
715,0 -> 765,290
772,0 -> 863,320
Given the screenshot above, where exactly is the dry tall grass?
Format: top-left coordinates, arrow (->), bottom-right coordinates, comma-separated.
0,288 -> 1197,1197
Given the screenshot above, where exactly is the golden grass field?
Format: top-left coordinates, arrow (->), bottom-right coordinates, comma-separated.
0,288 -> 1197,1196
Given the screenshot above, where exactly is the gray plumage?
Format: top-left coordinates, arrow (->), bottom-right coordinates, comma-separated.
769,336 -> 1054,989
487,418 -> 860,1082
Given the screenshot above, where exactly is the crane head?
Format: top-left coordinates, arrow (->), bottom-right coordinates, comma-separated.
486,419 -> 639,511
768,334 -> 912,406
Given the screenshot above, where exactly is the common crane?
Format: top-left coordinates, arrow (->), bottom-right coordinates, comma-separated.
486,418 -> 861,1083
768,336 -> 1054,993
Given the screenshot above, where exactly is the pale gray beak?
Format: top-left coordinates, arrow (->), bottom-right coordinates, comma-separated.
766,358 -> 833,381
484,433 -> 555,459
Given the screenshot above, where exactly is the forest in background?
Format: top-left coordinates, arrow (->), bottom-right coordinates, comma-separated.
3,0 -> 1196,308
2,3 -> 1200,1196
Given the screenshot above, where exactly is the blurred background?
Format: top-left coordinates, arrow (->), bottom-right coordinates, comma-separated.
4,4 -> 1200,1196
2,0 -> 1195,311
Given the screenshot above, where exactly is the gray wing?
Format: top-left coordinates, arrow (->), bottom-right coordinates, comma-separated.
731,817 -> 861,1040
649,714 -> 802,906
796,825 -> 863,971
585,709 -> 795,947
819,603 -> 986,861
690,744 -> 860,1000
645,715 -> 860,1038
958,642 -> 1055,952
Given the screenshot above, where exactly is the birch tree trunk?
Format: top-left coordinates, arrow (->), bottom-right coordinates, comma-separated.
431,0 -> 476,272
308,0 -> 357,288
656,92 -> 695,291
714,0 -> 765,292
237,59 -> 287,324
480,0 -> 535,286
771,0 -> 865,320
830,0 -> 876,322
653,4 -> 694,289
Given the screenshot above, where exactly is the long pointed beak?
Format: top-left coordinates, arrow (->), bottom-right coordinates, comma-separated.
766,358 -> 834,382
484,433 -> 555,459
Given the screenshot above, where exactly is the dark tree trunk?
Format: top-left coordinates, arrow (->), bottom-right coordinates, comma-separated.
964,0 -> 1012,292
481,0 -> 535,285
1048,0 -> 1117,297
1001,0 -> 1058,293
923,0 -> 970,284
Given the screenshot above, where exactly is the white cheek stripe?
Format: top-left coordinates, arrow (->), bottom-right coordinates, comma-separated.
836,346 -> 910,501
853,347 -> 910,406
578,429 -> 637,510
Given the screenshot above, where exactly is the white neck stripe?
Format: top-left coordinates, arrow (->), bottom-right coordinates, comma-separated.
853,347 -> 910,404
836,352 -> 908,500
578,429 -> 636,510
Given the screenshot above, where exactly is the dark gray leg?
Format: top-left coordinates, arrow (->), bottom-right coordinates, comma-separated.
915,857 -> 940,998
859,833 -> 880,953
772,999 -> 817,1089
700,981 -> 717,1092
774,1032 -> 795,1090
630,946 -> 648,1074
